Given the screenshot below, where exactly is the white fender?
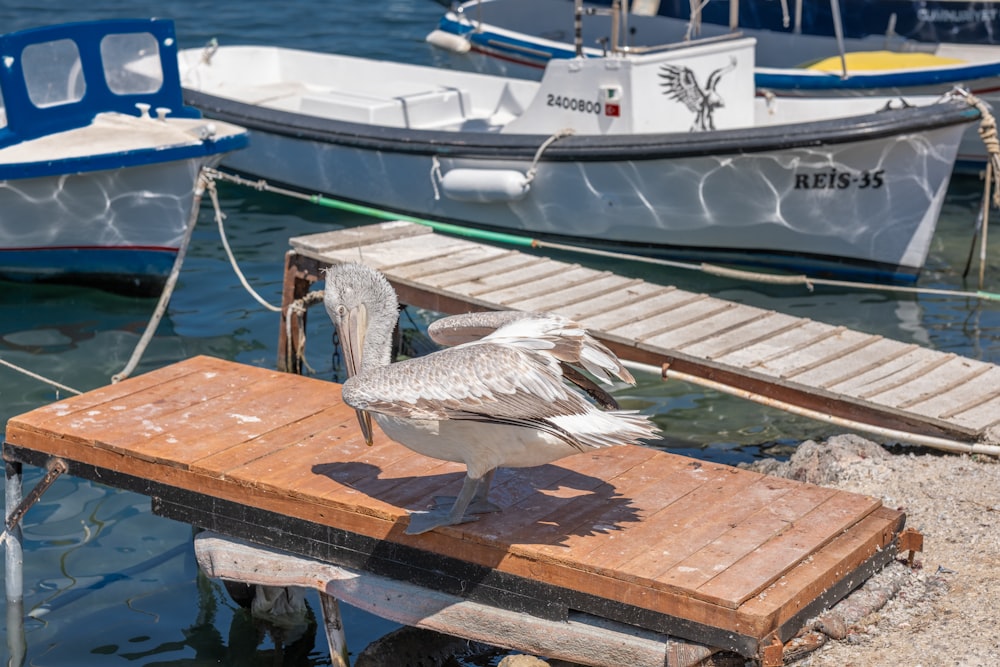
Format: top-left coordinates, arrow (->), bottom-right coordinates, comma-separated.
439,169 -> 531,202
425,29 -> 471,54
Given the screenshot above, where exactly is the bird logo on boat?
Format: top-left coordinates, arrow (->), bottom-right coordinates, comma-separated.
658,57 -> 737,131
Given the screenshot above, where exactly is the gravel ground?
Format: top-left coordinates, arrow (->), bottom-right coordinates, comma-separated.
747,434 -> 1000,667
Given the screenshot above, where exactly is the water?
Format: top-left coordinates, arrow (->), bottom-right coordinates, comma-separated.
1,2 -> 998,664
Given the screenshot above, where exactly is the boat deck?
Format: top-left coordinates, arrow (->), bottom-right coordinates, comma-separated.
278,221 -> 1000,451
4,355 -> 907,661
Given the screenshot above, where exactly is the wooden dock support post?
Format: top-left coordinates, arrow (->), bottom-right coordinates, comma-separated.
318,593 -> 350,667
192,532 -> 721,667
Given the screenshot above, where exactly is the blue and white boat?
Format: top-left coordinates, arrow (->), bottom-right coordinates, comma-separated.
0,19 -> 248,294
428,0 -> 1000,170
180,28 -> 977,284
596,0 -> 1000,45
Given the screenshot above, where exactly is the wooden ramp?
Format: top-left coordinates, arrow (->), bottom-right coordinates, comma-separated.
279,221 -> 1000,450
4,356 -> 906,662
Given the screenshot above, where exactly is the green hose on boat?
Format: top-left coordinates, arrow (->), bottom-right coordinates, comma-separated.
305,193 -> 537,248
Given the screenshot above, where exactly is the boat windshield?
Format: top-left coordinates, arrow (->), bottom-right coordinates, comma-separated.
100,31 -> 162,96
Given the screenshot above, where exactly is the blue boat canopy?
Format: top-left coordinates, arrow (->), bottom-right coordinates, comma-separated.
0,18 -> 200,149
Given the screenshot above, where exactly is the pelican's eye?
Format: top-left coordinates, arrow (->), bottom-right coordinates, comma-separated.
336,305 -> 347,318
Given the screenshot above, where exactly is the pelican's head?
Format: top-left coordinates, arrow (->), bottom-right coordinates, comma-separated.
323,262 -> 399,445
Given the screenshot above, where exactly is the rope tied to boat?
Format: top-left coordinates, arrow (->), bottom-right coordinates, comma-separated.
525,128 -> 575,182
203,173 -> 282,313
431,128 -> 574,201
111,170 -> 208,383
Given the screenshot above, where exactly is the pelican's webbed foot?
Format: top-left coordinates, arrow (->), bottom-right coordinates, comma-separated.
405,508 -> 479,535
432,495 -> 501,515
404,470 -> 495,535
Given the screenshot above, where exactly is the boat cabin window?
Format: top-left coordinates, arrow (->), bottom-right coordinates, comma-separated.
101,32 -> 162,95
21,38 -> 85,108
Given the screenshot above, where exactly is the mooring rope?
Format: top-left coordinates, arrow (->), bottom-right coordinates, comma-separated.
205,168 -> 1000,302
0,357 -> 82,396
111,171 -> 208,384
204,175 -> 281,313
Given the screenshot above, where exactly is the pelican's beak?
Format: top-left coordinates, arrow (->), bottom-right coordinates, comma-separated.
356,410 -> 374,447
339,304 -> 375,446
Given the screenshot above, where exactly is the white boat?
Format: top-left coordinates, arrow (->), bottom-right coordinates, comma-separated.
428,0 -> 1000,170
178,28 -> 978,283
0,19 -> 248,295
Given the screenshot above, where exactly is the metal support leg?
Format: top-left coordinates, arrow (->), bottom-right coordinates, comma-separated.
5,459 -> 26,666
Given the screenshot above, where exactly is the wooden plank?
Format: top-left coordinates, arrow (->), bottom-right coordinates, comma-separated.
694,491 -> 882,605
290,220 -> 431,256
613,299 -> 734,344
323,234 -> 470,272
190,404 -> 355,476
17,362 -> 271,463
497,445 -> 663,547
792,338 -> 918,388
944,395 -> 1000,431
10,355 -> 231,426
418,251 -> 537,289
585,290 -> 705,333
711,320 -> 838,368
389,244 -> 510,282
655,483 -> 839,595
448,257 -> 566,297
555,281 -> 671,322
865,355 -> 989,407
737,506 -> 903,629
513,274 -> 642,313
751,329 -> 876,379
129,372 -> 344,467
644,304 -> 771,351
823,346 -> 948,395
623,475 -> 804,607
524,452 -> 705,563
679,312 -> 803,360
480,266 -> 599,307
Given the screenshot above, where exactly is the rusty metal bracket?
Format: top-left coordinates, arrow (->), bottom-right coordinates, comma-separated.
761,634 -> 784,667
898,527 -> 924,566
5,458 -> 67,530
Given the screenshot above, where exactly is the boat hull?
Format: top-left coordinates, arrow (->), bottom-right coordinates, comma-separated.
187,88 -> 970,283
0,155 -> 219,295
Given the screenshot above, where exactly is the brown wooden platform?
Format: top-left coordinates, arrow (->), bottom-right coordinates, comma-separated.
4,355 -> 906,660
278,221 -> 1000,451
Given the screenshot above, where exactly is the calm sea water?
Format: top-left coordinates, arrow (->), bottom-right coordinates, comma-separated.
1,1 -> 998,665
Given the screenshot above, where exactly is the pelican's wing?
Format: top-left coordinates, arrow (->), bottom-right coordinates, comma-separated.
343,341 -> 594,423
658,64 -> 703,113
427,311 -> 531,347
429,311 -> 634,386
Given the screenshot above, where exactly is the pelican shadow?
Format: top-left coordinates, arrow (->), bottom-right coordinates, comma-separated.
311,460 -> 642,547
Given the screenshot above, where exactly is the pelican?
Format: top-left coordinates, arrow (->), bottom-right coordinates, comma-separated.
323,262 -> 660,535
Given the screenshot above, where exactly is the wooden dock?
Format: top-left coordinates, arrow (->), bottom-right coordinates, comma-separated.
279,221 -> 1000,451
4,355 -> 908,665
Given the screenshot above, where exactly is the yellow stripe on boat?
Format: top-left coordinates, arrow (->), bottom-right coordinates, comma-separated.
804,51 -> 966,71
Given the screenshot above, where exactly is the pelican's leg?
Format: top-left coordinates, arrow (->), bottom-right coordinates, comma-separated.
406,473 -> 485,535
432,468 -> 500,515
